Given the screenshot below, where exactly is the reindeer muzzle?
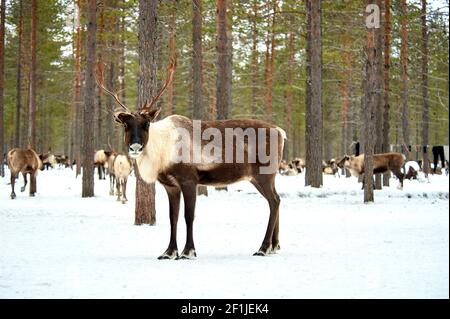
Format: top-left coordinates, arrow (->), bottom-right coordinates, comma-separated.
129,143 -> 143,159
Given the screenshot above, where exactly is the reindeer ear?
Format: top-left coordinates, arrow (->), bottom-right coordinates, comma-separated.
114,112 -> 132,125
141,107 -> 161,122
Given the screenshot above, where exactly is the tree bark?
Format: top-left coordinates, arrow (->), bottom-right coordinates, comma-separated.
28,0 -> 38,149
363,0 -> 377,203
15,0 -> 23,148
265,0 -> 277,123
135,0 -> 158,225
96,1 -> 105,150
193,0 -> 203,120
305,0 -> 323,188
193,0 -> 207,196
382,0 -> 391,186
251,1 -> 258,119
374,0 -> 383,190
0,0 -> 5,177
400,0 -> 409,149
216,0 -> 230,120
421,0 -> 429,176
82,0 -> 97,198
167,2 -> 176,116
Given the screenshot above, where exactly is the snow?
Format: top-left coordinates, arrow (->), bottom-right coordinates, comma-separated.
0,166 -> 448,299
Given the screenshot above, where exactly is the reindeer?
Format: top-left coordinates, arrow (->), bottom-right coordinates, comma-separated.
94,150 -> 111,180
113,154 -> 132,203
322,158 -> 339,177
106,139 -> 118,196
6,148 -> 43,199
96,59 -> 286,259
338,152 -> 406,189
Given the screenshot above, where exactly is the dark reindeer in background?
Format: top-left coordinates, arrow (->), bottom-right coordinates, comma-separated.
96,60 -> 286,259
7,148 -> 43,199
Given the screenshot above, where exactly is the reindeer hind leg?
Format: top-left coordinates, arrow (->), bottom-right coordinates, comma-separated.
251,174 -> 280,256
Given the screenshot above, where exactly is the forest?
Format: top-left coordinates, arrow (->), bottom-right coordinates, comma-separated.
0,1 -> 449,299
0,0 -> 449,199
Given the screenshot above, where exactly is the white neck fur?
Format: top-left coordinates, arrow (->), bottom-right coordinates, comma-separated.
135,116 -> 176,183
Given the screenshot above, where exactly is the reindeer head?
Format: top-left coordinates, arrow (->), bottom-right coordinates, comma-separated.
336,155 -> 351,169
114,108 -> 161,159
96,59 -> 175,160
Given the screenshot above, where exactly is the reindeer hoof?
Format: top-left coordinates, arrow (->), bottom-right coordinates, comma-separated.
177,249 -> 197,260
270,243 -> 280,254
158,250 -> 179,260
253,251 -> 267,256
254,244 -> 272,256
20,187 -> 26,192
10,193 -> 16,199
121,200 -> 127,204
29,193 -> 35,197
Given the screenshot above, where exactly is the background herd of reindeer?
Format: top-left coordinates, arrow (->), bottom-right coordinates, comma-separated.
3,146 -> 449,201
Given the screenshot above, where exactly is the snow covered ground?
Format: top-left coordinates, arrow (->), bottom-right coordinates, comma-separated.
0,166 -> 448,299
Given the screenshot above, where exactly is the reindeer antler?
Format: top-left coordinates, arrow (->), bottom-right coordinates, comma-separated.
140,57 -> 176,113
95,62 -> 130,113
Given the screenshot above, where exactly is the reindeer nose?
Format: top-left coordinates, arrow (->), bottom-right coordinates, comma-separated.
129,143 -> 143,153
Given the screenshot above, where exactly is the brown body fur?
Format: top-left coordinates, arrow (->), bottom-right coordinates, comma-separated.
341,152 -> 405,188
7,148 -> 43,199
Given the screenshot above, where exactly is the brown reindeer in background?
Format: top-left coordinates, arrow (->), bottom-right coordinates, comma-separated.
7,148 -> 43,199
96,59 -> 286,259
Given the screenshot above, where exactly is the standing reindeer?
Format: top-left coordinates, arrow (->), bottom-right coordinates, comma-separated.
113,154 -> 132,203
7,148 -> 43,199
96,60 -> 286,259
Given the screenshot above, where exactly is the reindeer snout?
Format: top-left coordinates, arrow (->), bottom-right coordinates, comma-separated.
129,143 -> 143,158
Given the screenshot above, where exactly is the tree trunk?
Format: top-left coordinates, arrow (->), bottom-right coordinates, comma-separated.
28,0 -> 38,149
167,3 -> 176,116
421,0 -> 429,176
216,0 -> 230,120
82,0 -> 97,198
119,1 -> 126,151
400,0 -> 409,150
363,0 -> 377,203
193,0 -> 203,120
382,0 -> 391,186
374,0 -> 383,190
251,1 -> 258,119
0,0 -> 5,177
265,0 -> 277,123
305,0 -> 323,188
15,0 -> 23,148
96,1 -> 105,150
193,0 -> 207,196
135,0 -> 158,225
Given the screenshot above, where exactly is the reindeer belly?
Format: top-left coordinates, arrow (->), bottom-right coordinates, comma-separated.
373,166 -> 388,174
197,164 -> 252,186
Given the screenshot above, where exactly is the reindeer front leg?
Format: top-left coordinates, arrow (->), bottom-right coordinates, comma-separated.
30,171 -> 37,196
158,185 -> 181,260
178,181 -> 197,259
121,177 -> 128,204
